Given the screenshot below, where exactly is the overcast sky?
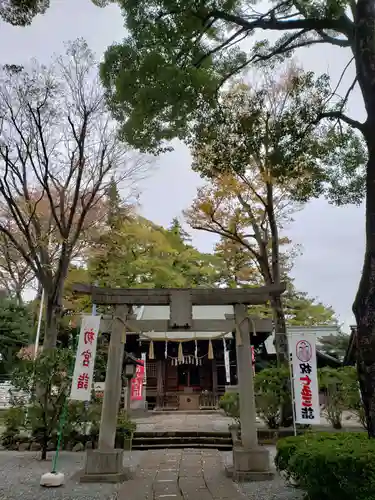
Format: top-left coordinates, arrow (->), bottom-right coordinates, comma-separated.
0,0 -> 364,330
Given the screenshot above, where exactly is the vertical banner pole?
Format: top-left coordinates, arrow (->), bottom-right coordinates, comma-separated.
288,336 -> 297,436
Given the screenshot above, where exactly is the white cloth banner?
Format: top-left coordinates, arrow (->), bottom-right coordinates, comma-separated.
70,315 -> 101,401
289,332 -> 320,424
223,339 -> 231,383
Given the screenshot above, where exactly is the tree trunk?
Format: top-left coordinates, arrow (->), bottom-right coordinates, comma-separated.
43,295 -> 62,350
271,295 -> 288,364
15,287 -> 23,306
270,295 -> 293,427
353,144 -> 375,437
41,430 -> 48,460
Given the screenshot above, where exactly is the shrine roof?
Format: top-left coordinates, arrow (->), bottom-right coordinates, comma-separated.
135,305 -> 234,340
135,305 -> 234,320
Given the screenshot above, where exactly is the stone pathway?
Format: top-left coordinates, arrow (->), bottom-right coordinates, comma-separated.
118,449 -> 246,500
133,411 -> 362,433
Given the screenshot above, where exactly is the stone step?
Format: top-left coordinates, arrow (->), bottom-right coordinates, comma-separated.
134,431 -> 231,438
132,432 -> 232,451
133,436 -> 231,443
132,442 -> 232,450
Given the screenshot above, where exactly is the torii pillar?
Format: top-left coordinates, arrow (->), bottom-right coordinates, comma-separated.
81,305 -> 132,483
232,303 -> 273,481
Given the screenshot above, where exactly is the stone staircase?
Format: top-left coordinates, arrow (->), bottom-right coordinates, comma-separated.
132,430 -> 233,451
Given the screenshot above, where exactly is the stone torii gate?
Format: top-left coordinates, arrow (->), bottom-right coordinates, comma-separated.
73,283 -> 285,483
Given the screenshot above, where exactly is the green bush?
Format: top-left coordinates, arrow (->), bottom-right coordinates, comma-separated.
276,432 -> 375,500
343,366 -> 367,429
318,367 -> 358,429
254,366 -> 290,429
3,406 -> 26,431
219,392 -> 240,424
0,405 -> 27,449
116,410 -> 136,449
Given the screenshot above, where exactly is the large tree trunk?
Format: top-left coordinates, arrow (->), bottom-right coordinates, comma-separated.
271,295 -> 288,364
353,145 -> 375,437
43,295 -> 63,350
352,0 -> 375,438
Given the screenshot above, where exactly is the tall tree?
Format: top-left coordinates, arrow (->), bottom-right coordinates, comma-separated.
213,235 -> 337,326
89,213 -> 221,288
98,0 -> 375,435
0,39 -> 146,349
185,69 -> 362,361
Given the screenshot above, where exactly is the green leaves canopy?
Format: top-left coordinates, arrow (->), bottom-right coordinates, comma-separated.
99,0 -> 359,155
88,214 -> 221,289
191,78 -> 366,204
0,0 -> 49,25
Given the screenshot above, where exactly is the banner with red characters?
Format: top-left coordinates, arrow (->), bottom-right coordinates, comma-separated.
70,315 -> 100,401
289,333 -> 320,424
131,360 -> 145,401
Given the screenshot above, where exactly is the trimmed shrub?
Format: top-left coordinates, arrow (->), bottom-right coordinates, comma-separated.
219,392 -> 240,424
276,432 -> 375,500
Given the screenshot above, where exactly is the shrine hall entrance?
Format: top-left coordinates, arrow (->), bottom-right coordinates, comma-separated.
177,363 -> 203,390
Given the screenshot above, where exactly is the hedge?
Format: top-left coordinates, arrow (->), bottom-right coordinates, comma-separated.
275,432 -> 375,500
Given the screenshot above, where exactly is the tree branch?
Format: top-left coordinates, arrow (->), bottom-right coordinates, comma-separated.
210,9 -> 351,37
319,111 -> 365,131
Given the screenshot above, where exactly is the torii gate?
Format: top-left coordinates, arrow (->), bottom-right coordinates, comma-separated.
73,283 -> 285,483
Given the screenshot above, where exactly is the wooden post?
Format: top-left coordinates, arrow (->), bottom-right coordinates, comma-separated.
212,358 -> 218,408
156,359 -> 164,408
212,358 -> 218,391
98,305 -> 129,450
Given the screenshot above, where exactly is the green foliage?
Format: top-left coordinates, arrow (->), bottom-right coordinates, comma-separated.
0,298 -> 33,376
283,289 -> 338,326
190,77 -> 365,205
99,2 -> 364,177
318,332 -> 350,360
251,285 -> 338,327
88,213 -> 221,289
11,348 -> 74,458
2,405 -> 26,431
0,0 -> 49,26
220,366 -> 291,429
341,366 -> 367,429
254,366 -> 291,429
117,409 -> 136,437
275,432 -> 375,500
219,391 -> 240,424
318,366 -> 359,429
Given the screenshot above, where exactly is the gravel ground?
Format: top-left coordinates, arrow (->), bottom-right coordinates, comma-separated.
221,447 -> 303,500
0,448 -> 303,500
0,451 -> 142,500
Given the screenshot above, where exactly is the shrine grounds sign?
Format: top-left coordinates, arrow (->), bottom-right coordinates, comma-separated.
70,315 -> 101,401
289,332 -> 320,424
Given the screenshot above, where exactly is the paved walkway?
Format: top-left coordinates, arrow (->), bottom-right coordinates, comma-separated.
118,449 -> 245,500
134,413 -> 234,433
133,411 -> 362,433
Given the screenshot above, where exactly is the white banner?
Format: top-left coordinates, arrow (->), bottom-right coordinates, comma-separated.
70,315 -> 101,401
289,332 -> 320,424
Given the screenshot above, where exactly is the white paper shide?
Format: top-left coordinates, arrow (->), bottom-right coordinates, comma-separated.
70,315 -> 101,401
289,332 -> 320,424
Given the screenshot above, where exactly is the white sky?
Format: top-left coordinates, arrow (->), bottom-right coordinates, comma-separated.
0,0 -> 364,331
